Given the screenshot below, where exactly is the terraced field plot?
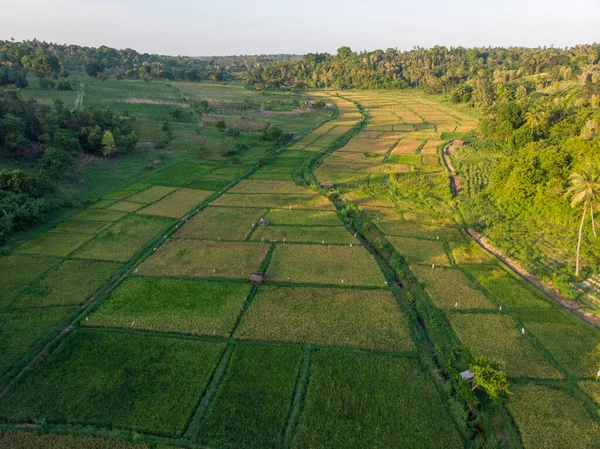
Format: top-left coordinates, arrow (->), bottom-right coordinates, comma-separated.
14,232 -> 93,257
0,331 -> 225,437
138,188 -> 212,218
106,200 -> 144,212
265,209 -> 342,226
16,259 -> 120,307
508,384 -> 600,449
174,206 -> 268,240
376,220 -> 464,242
73,215 -> 174,262
291,351 -> 463,449
0,432 -> 152,449
236,286 -> 413,351
137,239 -> 270,279
212,193 -> 335,210
86,277 -> 251,336
463,264 -> 552,309
229,180 -> 317,195
266,244 -> 386,287
71,208 -> 127,222
143,161 -> 214,186
517,309 -> 600,378
449,313 -> 563,378
0,308 -> 73,381
387,236 -> 451,267
451,241 -> 495,264
412,266 -> 495,310
193,344 -> 302,449
51,220 -> 111,234
251,225 -> 354,244
0,255 -> 60,307
126,185 -> 178,204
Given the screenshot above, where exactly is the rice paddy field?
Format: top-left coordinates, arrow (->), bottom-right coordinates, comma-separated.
2,84 -> 599,449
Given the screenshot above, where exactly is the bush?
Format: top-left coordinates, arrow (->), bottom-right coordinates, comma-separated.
57,80 -> 73,91
38,78 -> 55,90
0,191 -> 46,244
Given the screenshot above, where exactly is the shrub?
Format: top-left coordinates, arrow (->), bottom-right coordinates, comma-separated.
56,80 -> 73,91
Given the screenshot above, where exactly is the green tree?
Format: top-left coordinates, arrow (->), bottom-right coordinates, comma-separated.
564,163 -> 600,275
101,130 -> 118,158
39,147 -> 74,179
470,356 -> 510,403
524,108 -> 547,137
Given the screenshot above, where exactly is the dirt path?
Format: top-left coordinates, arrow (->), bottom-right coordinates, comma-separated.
74,83 -> 84,109
466,228 -> 600,329
442,141 -> 462,195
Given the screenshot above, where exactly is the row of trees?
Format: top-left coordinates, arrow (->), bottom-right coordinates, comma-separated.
0,39 -> 299,82
244,45 -> 600,93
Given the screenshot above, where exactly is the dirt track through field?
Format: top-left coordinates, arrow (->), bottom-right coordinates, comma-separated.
466,228 -> 600,329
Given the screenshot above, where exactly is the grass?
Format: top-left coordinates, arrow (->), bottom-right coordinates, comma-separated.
86,277 -> 251,337
174,206 -> 268,240
291,351 -> 463,449
265,210 -> 342,226
387,236 -> 451,267
412,266 -> 495,310
16,260 -> 121,307
212,194 -> 335,210
137,239 -> 270,279
463,265 -> 552,309
138,188 -> 212,218
376,220 -> 464,242
126,186 -> 178,204
236,286 -> 413,351
143,161 -> 214,186
578,381 -> 600,405
0,308 -> 72,379
73,215 -> 174,262
203,167 -> 246,181
14,232 -> 93,257
450,242 -> 495,264
0,255 -> 60,307
344,190 -> 396,209
71,208 -> 127,222
448,313 -> 563,379
0,431 -> 151,449
247,168 -> 295,181
187,180 -> 230,191
106,201 -> 143,213
251,226 -> 354,244
518,309 -> 600,378
193,344 -> 302,449
0,330 -> 225,437
51,220 -> 111,234
103,183 -> 151,201
228,180 -> 317,195
507,384 -> 600,449
266,244 -> 386,287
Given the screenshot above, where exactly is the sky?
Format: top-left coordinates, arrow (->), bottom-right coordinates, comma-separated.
0,0 -> 598,56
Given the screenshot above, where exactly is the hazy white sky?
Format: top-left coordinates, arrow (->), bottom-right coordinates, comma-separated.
0,0 -> 598,55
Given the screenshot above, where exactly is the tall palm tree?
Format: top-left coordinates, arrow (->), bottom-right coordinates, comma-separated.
524,108 -> 547,137
565,163 -> 600,275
